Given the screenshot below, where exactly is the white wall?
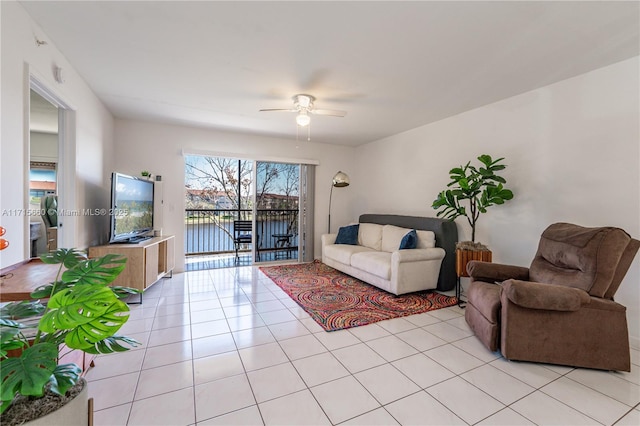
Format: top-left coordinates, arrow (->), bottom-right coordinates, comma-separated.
1,2 -> 115,268
113,119 -> 356,272
352,57 -> 640,344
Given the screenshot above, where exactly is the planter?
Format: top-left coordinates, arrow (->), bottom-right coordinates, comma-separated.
2,379 -> 92,426
456,248 -> 492,278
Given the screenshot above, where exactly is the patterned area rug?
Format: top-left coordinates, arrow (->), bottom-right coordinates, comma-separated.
259,260 -> 458,332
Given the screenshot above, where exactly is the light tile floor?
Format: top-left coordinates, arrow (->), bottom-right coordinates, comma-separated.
88,266 -> 640,425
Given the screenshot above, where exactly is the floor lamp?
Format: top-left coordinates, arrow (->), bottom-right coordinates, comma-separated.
328,171 -> 350,233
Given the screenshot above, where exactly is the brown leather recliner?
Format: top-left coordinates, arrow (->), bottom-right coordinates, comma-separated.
465,223 -> 639,371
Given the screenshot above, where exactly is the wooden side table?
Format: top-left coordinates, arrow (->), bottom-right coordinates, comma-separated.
455,248 -> 492,307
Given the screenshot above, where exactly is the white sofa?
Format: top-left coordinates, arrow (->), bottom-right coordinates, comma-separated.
322,223 -> 446,295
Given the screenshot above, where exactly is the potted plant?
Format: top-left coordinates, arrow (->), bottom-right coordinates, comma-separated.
140,170 -> 152,180
0,249 -> 140,425
432,154 -> 514,276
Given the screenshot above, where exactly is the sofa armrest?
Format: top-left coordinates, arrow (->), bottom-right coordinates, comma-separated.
393,248 -> 445,263
467,261 -> 529,283
321,233 -> 337,246
502,279 -> 591,312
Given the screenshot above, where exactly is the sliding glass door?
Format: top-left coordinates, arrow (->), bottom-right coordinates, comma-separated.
254,162 -> 300,263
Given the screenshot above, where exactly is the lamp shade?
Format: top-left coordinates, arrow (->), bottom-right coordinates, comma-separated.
332,171 -> 350,187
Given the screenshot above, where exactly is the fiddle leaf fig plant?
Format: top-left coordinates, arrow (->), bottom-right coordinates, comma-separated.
432,154 -> 514,243
0,248 -> 140,417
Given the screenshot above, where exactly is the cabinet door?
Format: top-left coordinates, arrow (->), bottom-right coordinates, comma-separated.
145,245 -> 159,288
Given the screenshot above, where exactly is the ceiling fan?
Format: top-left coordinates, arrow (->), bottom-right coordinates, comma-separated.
260,94 -> 347,127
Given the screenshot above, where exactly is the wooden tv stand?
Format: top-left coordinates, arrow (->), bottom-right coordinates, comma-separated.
88,235 -> 175,302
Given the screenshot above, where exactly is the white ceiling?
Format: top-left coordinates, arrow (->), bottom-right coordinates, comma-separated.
20,1 -> 639,146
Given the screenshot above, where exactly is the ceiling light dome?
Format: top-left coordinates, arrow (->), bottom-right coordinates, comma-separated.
296,112 -> 311,127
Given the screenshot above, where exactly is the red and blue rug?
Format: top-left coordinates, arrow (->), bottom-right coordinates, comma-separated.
259,260 -> 458,332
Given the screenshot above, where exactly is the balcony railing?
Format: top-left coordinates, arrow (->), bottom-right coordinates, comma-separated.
185,208 -> 299,259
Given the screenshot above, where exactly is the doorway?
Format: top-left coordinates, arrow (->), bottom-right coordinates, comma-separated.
29,89 -> 58,257
28,74 -> 76,257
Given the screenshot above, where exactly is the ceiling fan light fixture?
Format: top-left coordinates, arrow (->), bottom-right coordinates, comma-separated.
296,112 -> 311,127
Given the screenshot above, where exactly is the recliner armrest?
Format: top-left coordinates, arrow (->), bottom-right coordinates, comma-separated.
502,279 -> 591,311
467,261 -> 529,283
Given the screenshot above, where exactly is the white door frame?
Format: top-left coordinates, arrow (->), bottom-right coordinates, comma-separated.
28,71 -> 77,253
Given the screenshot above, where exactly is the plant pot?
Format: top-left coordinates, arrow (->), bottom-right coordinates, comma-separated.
5,379 -> 92,426
456,247 -> 492,278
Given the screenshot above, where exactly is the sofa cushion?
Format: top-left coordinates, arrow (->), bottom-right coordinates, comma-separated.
324,244 -> 375,265
359,223 -> 383,251
381,225 -> 412,252
351,251 -> 392,280
416,230 -> 436,248
399,230 -> 418,250
335,224 -> 359,245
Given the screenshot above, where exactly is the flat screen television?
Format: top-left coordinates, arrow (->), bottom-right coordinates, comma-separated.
109,172 -> 154,243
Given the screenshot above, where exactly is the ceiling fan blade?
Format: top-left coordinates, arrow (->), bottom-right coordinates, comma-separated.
259,108 -> 297,112
310,109 -> 347,117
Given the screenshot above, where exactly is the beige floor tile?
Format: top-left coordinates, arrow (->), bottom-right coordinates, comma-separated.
192,333 -> 237,359
311,376 -> 380,424
366,335 -> 419,362
93,403 -> 131,426
385,391 -> 466,425
292,352 -> 350,387
354,363 -> 421,404
510,390 -> 600,425
392,353 -> 456,389
247,362 -> 306,403
278,334 -> 327,360
238,342 -> 289,371
128,387 -> 195,425
461,364 -> 535,405
195,374 -> 256,422
332,343 -> 387,373
88,372 -> 139,411
259,390 -> 331,425
476,408 -> 536,425
541,376 -> 631,425
396,327 -> 447,352
427,377 -> 505,424
424,344 -> 485,375
135,360 -> 193,400
193,351 -> 245,385
232,326 -> 276,349
86,349 -> 145,381
267,320 -> 311,340
340,407 -> 400,425
142,340 -> 193,370
197,405 -> 264,425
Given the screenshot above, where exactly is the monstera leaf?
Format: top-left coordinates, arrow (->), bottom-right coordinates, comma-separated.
0,248 -> 138,414
49,363 -> 82,396
39,285 -> 130,351
39,248 -> 86,269
0,343 -> 58,404
61,254 -> 126,286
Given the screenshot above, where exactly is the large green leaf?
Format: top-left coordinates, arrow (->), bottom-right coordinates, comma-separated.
30,281 -> 75,299
49,363 -> 82,395
0,300 -> 46,320
39,248 -> 87,268
61,254 -> 126,286
0,343 -> 58,402
39,285 -> 130,350
84,335 -> 140,355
